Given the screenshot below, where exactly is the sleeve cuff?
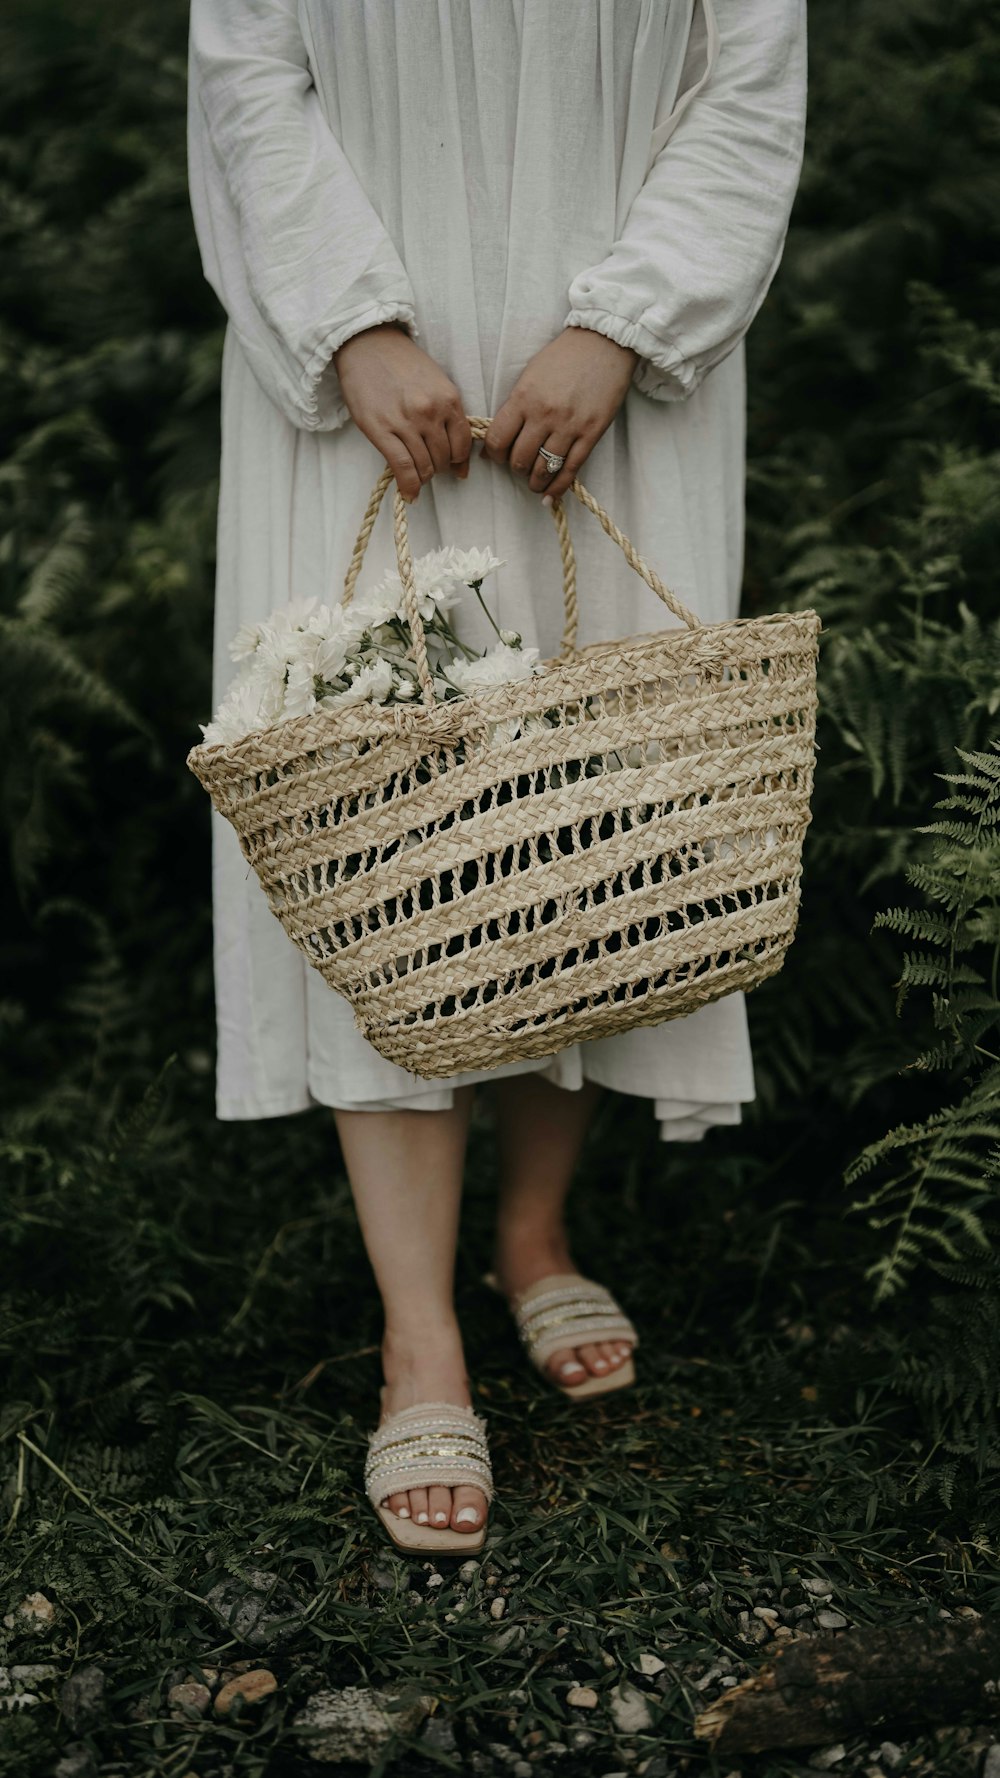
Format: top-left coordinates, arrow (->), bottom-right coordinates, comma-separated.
299,300 -> 420,431
563,307 -> 700,403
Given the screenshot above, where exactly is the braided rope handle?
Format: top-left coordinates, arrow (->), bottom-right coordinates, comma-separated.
341,414 -> 700,709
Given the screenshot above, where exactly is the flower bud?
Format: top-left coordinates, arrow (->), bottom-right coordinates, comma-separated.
499,628 -> 521,647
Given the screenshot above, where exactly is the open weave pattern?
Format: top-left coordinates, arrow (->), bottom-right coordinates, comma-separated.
364,1401 -> 494,1507
512,1275 -> 640,1373
188,418 -> 821,1081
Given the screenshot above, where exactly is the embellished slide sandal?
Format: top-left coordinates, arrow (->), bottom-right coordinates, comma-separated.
483,1270 -> 639,1400
364,1392 -> 494,1553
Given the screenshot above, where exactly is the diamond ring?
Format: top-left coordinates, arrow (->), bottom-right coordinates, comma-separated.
536,445 -> 565,474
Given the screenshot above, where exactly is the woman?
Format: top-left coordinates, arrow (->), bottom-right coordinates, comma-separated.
187,0 -> 807,1550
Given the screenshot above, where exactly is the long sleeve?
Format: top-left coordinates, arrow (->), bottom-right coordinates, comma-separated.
187,0 -> 419,431
564,0 -> 807,402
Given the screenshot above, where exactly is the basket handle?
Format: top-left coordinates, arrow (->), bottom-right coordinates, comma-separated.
341,413 -> 701,709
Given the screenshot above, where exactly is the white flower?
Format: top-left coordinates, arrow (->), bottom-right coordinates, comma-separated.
200,676 -> 275,746
351,579 -> 402,630
313,630 -> 352,683
282,658 -> 317,721
499,628 -> 521,647
228,621 -> 263,661
488,717 -> 525,745
323,656 -> 395,707
283,595 -> 321,629
392,669 -> 417,699
449,546 -> 504,585
448,642 -> 541,691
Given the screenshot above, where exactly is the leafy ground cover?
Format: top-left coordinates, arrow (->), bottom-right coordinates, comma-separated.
2,0 -> 1000,1773
1,1072 -> 994,1778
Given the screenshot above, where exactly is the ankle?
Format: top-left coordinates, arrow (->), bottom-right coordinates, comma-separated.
490,1231 -> 576,1297
381,1314 -> 464,1364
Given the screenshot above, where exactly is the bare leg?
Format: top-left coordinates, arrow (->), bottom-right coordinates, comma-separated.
333,1085 -> 487,1532
487,1074 -> 635,1386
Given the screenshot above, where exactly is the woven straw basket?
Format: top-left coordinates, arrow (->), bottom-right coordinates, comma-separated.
188,415 -> 821,1081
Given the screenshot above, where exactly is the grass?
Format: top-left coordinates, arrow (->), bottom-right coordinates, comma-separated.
1,1063 -> 995,1778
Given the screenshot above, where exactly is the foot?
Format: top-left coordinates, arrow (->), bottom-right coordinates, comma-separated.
490,1234 -> 636,1389
377,1321 -> 489,1533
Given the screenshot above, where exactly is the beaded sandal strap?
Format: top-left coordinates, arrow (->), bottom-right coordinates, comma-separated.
512,1275 -> 640,1374
364,1400 -> 494,1508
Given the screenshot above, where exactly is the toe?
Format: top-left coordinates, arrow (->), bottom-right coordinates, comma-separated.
428,1485 -> 452,1528
451,1485 -> 488,1531
409,1487 -> 430,1525
386,1491 -> 411,1519
577,1342 -> 610,1376
601,1340 -> 626,1367
547,1346 -> 587,1385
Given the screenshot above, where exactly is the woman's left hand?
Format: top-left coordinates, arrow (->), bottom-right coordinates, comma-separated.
480,327 -> 639,503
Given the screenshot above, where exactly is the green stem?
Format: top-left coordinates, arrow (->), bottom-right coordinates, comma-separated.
470,577 -> 505,643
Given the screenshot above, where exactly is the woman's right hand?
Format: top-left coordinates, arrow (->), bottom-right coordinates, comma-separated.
332,322 -> 472,502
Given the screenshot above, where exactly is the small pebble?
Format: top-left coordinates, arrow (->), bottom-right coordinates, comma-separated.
753,1606 -> 780,1627
167,1682 -> 211,1720
426,1573 -> 444,1590
816,1609 -> 848,1630
490,1597 -> 507,1620
635,1652 -> 666,1676
214,1669 -> 277,1716
809,1746 -> 846,1770
879,1744 -> 904,1770
601,1652 -> 616,1669
458,1561 -> 479,1584
803,1577 -> 834,1597
570,1729 -> 596,1751
982,1748 -> 1000,1778
566,1686 -> 599,1709
421,1716 -> 457,1755
14,1594 -> 57,1634
609,1681 -> 653,1734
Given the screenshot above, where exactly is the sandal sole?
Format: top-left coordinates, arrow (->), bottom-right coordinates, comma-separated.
372,1502 -> 487,1553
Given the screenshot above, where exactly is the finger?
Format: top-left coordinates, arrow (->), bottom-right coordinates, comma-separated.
525,433 -> 574,494
393,426 -> 436,499
422,418 -> 454,479
446,410 -> 473,479
542,436 -> 591,506
383,434 -> 423,504
504,420 -> 555,486
480,403 -> 523,467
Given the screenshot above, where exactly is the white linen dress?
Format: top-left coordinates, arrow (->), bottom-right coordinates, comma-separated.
186,0 -> 807,1138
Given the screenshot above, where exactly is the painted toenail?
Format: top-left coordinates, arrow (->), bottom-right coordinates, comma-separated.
560,1359 -> 584,1375
594,1360 -> 608,1370
416,1512 -> 429,1523
397,1506 -> 411,1517
455,1506 -> 479,1523
434,1511 -> 448,1523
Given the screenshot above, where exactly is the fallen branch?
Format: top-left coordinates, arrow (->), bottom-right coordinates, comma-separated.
694,1618 -> 997,1754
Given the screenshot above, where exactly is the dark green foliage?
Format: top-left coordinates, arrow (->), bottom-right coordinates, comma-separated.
1,0 -> 999,1772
